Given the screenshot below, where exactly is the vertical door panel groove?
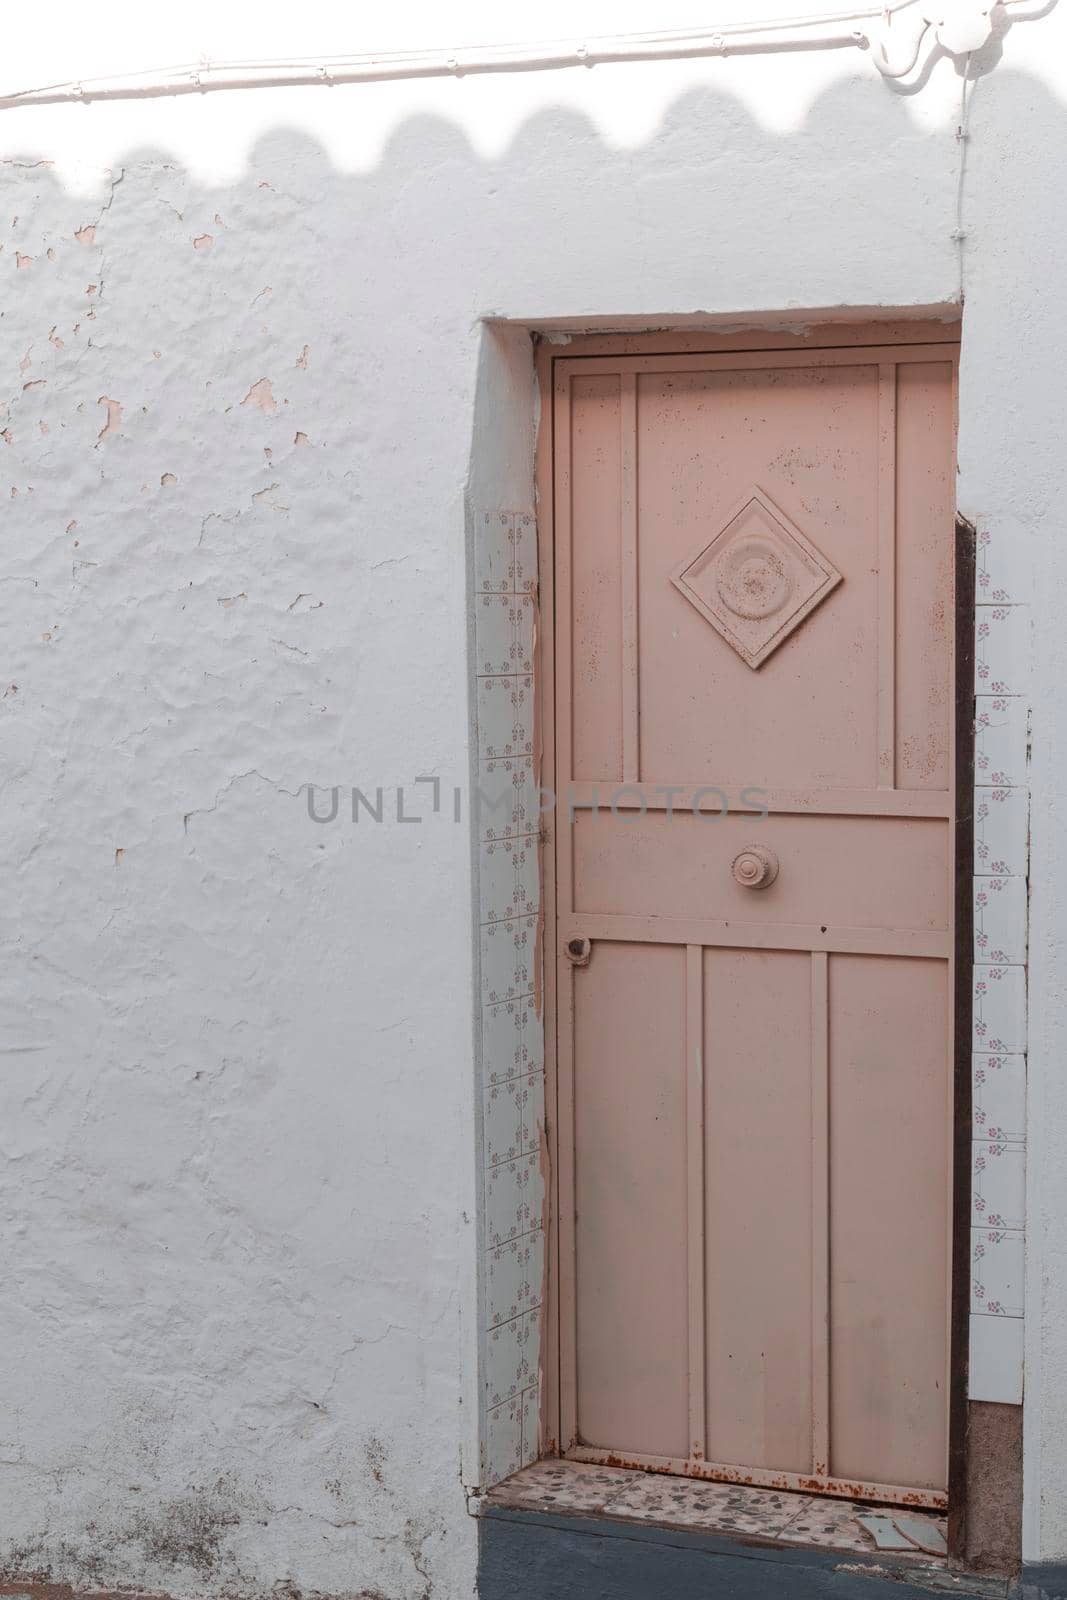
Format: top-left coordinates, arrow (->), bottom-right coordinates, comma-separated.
553,369 -> 578,1453
686,944 -> 707,1461
877,362 -> 898,790
620,373 -> 640,784
811,950 -> 830,1477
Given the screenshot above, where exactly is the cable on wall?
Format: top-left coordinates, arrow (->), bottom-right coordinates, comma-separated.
0,1 -> 1035,110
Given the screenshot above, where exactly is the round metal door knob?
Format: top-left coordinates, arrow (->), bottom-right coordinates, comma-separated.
731,844 -> 779,889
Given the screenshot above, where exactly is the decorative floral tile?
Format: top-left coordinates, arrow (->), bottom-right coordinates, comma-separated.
478,754 -> 540,841
971,1226 -> 1024,1317
972,1139 -> 1025,1230
512,831 -> 540,920
475,590 -> 516,677
512,591 -> 537,674
485,1151 -> 544,1250
477,673 -> 535,761
520,1382 -> 540,1468
484,1394 -> 523,1485
520,993 -> 544,1078
973,875 -> 1027,964
972,964 -> 1026,1055
975,696 -> 1028,789
485,1310 -> 531,1409
511,511 -> 538,595
479,833 -> 538,926
482,997 -> 528,1085
976,526 -> 1031,607
481,914 -> 538,1006
523,1308 -> 542,1390
969,1311 -> 1024,1404
479,834 -> 520,926
974,786 -> 1029,878
973,1052 -> 1025,1143
975,605 -> 1029,698
518,1070 -> 545,1158
484,1075 -> 524,1169
486,1227 -> 545,1326
476,509 -> 516,596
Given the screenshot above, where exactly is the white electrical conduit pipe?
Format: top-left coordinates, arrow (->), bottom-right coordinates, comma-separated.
0,0 -> 1039,109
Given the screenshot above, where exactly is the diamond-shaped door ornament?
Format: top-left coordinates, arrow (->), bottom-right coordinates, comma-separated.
670,486 -> 843,669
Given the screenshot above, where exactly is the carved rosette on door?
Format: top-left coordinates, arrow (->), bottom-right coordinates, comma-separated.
548,335 -> 958,1509
670,485 -> 843,669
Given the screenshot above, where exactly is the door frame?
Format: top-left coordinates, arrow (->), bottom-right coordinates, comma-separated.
533,320 -> 970,1522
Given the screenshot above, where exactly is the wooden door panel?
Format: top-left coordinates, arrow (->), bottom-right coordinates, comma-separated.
829,953 -> 951,1491
572,940 -> 689,1459
572,812 -> 950,934
703,947 -> 814,1475
635,363 -> 880,790
552,337 -> 958,1507
895,363 -> 957,793
570,373 -> 626,782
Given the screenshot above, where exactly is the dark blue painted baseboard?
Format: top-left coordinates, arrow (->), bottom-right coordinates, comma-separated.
1020,1566 -> 1067,1599
479,1505 -> 1009,1600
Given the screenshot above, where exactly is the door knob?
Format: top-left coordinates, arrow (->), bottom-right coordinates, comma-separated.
731,845 -> 779,889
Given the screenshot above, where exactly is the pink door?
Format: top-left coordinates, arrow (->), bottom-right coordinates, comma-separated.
548,334 -> 958,1507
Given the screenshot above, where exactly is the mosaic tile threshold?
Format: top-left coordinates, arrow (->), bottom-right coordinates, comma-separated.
487,1460 -> 948,1562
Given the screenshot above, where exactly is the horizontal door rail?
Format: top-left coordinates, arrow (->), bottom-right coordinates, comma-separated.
565,912 -> 950,960
565,782 -> 951,820
554,343 -> 959,380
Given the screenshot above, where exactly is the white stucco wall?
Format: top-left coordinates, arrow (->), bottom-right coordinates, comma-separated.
3,5 -> 1067,1593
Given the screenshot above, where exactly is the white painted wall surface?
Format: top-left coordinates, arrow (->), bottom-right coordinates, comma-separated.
2,3 -> 1066,1593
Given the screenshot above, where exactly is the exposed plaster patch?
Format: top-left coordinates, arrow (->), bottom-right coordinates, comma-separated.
160,473 -> 177,486
15,253 -> 33,269
48,327 -> 63,350
95,397 -> 122,445
241,378 -> 277,414
294,431 -> 310,446
74,224 -> 96,245
22,380 -> 45,391
296,345 -> 310,369
0,430 -> 11,445
192,234 -> 213,251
